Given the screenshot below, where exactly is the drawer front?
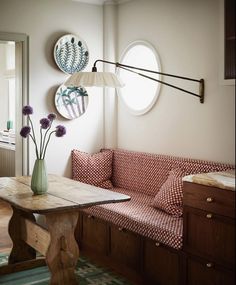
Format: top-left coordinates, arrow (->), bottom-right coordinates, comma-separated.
143,239 -> 180,285
109,225 -> 141,270
184,207 -> 235,268
183,182 -> 235,218
80,213 -> 108,255
186,256 -> 235,285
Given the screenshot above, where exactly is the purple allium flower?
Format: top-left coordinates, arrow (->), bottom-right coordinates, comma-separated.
55,125 -> 66,137
22,105 -> 33,115
47,113 -> 57,121
20,126 -> 31,138
40,118 -> 50,129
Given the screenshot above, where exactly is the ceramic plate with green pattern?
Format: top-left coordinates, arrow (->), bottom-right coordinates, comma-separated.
54,34 -> 89,74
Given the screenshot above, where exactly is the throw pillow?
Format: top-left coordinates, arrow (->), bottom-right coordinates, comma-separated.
72,149 -> 113,189
151,168 -> 184,217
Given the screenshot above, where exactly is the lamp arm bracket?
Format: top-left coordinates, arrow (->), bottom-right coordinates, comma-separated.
119,65 -> 204,103
92,59 -> 204,103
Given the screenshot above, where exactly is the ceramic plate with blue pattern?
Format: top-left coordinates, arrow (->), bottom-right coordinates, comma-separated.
55,84 -> 89,119
54,34 -> 89,74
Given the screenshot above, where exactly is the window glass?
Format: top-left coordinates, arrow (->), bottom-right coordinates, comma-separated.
118,41 -> 161,115
8,78 -> 15,128
6,42 -> 15,70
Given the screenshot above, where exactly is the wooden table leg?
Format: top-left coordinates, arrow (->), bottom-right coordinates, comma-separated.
45,211 -> 79,285
8,206 -> 36,264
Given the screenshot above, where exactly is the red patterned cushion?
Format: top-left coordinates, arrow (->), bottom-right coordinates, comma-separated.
151,168 -> 184,217
111,149 -> 234,196
72,149 -> 113,189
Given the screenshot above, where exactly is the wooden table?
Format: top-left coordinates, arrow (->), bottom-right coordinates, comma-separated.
0,174 -> 130,285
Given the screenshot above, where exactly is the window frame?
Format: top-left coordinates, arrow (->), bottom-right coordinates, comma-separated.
117,40 -> 162,115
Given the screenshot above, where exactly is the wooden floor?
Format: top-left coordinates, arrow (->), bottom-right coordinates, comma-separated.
0,201 -> 12,254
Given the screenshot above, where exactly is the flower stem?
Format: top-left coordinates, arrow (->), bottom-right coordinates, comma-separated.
28,116 -> 39,159
41,121 -> 52,159
40,127 -> 43,159
42,130 -> 56,159
29,134 -> 39,159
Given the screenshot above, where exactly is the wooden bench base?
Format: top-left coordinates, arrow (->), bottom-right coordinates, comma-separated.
76,211 -> 182,285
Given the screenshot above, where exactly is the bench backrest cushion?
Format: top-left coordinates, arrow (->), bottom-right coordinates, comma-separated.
111,149 -> 234,196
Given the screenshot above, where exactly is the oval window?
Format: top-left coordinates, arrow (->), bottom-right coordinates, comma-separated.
118,41 -> 161,115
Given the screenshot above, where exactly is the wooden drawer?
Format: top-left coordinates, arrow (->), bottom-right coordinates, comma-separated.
143,239 -> 180,285
183,182 -> 235,218
80,212 -> 108,255
183,207 -> 235,268
109,225 -> 141,271
185,255 -> 235,285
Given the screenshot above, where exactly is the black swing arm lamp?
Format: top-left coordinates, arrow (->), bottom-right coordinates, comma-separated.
65,59 -> 205,104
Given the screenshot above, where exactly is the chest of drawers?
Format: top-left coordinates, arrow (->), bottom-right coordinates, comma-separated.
183,171 -> 235,285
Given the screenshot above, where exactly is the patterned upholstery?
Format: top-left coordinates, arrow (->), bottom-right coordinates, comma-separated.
72,149 -> 113,189
79,149 -> 235,249
111,149 -> 234,196
81,187 -> 183,249
151,168 -> 184,217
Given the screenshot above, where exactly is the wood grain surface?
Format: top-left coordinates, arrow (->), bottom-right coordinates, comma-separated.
0,175 -> 130,213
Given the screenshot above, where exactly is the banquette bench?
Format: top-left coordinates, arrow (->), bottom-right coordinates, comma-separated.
71,148 -> 235,285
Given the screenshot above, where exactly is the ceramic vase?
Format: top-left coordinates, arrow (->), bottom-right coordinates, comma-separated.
31,159 -> 48,195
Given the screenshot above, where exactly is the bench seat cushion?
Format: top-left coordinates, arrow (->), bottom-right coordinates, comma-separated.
81,187 -> 183,250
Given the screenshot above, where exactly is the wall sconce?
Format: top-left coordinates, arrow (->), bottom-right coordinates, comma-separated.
65,59 -> 204,103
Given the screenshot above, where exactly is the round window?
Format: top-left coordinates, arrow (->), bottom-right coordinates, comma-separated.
118,41 -> 161,115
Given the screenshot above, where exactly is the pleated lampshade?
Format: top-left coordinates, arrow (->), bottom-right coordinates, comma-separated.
64,72 -> 124,88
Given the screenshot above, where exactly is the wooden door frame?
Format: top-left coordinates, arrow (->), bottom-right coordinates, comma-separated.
0,31 -> 29,175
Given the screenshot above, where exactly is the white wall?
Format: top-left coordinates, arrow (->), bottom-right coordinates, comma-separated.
0,0 -> 234,179
0,0 -> 104,177
115,0 -> 235,164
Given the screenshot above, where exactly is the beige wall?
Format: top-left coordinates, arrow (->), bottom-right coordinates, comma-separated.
0,0 -> 234,179
0,0 -> 104,176
115,0 -> 235,164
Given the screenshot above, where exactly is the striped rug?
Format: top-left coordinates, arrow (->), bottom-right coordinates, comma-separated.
0,253 -> 131,285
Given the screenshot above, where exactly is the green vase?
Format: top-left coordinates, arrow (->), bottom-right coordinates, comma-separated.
31,159 -> 48,195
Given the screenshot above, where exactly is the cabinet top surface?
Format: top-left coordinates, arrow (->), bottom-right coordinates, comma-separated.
183,170 -> 235,191
0,175 -> 130,213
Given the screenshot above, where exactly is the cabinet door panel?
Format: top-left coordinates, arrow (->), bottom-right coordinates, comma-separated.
81,213 -> 108,255
143,239 -> 180,285
184,208 -> 235,268
109,226 -> 141,270
186,257 -> 235,285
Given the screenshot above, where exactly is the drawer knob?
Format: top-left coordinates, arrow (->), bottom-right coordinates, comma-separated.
155,242 -> 160,247
118,227 -> 124,232
206,197 -> 213,203
206,262 -> 213,268
88,215 -> 93,219
206,213 -> 213,219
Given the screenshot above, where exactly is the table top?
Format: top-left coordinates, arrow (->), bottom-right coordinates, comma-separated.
0,175 -> 131,214
183,169 -> 235,191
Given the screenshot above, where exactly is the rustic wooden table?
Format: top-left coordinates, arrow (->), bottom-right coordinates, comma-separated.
0,174 -> 130,285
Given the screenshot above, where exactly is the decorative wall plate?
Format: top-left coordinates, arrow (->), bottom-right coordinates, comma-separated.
54,34 -> 89,74
55,84 -> 89,119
